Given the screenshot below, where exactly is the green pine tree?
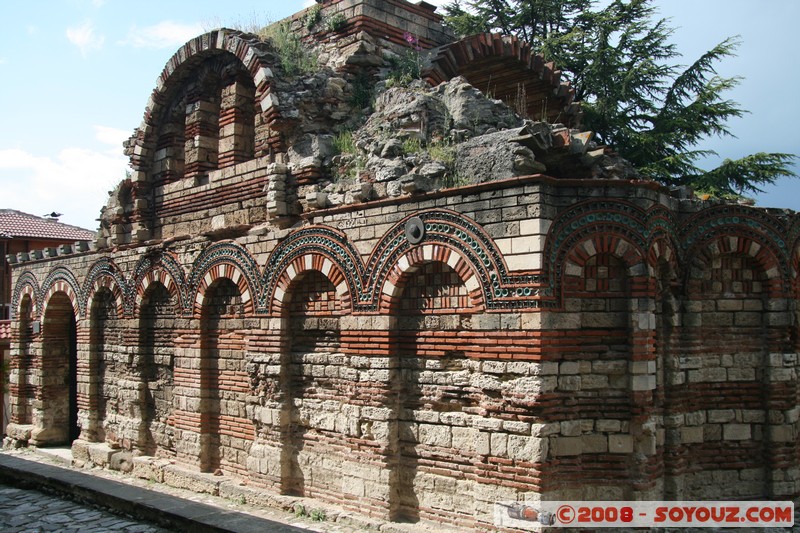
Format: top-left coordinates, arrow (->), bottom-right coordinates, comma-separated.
442,0 -> 796,199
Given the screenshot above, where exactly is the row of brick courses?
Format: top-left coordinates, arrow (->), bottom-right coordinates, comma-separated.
7,173 -> 800,527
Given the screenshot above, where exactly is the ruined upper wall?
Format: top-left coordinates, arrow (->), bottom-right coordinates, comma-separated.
96,0 -> 581,250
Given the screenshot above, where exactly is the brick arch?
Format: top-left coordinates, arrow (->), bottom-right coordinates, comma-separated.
378,244 -> 485,313
543,200 -> 649,302
368,210 -> 511,311
191,265 -> 255,316
423,32 -> 579,126
684,234 -> 785,299
131,252 -> 188,315
40,267 -> 83,320
126,29 -> 279,174
561,234 -> 647,287
188,242 -> 260,316
11,271 -> 40,319
133,269 -> 182,318
83,258 -> 127,319
85,279 -> 126,320
269,253 -> 351,315
260,226 -> 364,313
679,206 -> 791,296
648,236 -> 681,280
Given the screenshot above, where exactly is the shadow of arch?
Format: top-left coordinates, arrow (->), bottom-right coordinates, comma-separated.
35,291 -> 79,446
279,269 -> 346,497
138,281 -> 176,457
387,259 -> 478,523
86,288 -> 117,444
12,294 -> 35,426
198,277 -> 253,475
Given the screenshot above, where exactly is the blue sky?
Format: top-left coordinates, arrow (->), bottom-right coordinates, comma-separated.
0,0 -> 797,231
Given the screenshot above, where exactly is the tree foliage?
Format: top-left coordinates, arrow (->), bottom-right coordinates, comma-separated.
442,0 -> 796,198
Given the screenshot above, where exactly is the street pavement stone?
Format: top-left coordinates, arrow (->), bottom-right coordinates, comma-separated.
0,484 -> 168,532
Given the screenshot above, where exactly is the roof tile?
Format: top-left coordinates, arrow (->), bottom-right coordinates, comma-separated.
0,209 -> 94,241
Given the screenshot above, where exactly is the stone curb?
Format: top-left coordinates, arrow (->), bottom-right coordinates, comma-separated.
0,453 -> 308,533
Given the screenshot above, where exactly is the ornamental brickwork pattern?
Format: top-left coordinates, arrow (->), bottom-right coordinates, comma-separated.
5,0 -> 800,530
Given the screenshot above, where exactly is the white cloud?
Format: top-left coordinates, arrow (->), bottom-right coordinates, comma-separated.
0,58 -> 7,65
94,125 -> 132,148
122,21 -> 204,49
92,0 -> 106,6
66,20 -> 105,56
0,147 -> 127,231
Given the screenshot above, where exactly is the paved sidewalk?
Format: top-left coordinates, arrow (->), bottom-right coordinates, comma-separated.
0,453 -> 310,533
0,483 -> 168,533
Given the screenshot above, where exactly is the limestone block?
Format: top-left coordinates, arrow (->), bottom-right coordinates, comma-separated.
71,439 -> 91,463
560,361 -> 579,375
632,374 -> 656,391
551,436 -> 581,456
560,420 -> 582,437
685,411 -> 706,425
608,434 -> 633,453
723,424 -> 751,441
132,456 -> 168,482
582,434 -> 608,454
595,419 -> 622,433
88,442 -> 116,466
583,374 -> 610,389
6,424 -> 32,442
452,427 -> 477,453
163,464 -> 221,496
507,436 -> 548,462
680,427 -> 704,444
473,417 -> 503,431
707,409 -> 736,423
419,424 -> 451,447
768,425 -> 795,443
558,376 -> 581,391
687,367 -> 727,383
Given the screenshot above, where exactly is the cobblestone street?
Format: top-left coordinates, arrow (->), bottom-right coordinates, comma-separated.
0,483 -> 168,533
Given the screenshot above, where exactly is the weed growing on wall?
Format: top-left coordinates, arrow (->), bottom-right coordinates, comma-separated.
263,22 -> 318,77
349,70 -> 374,110
402,136 -> 422,155
304,4 -> 322,30
326,13 -> 348,33
387,32 -> 422,87
333,131 -> 357,155
331,130 -> 365,183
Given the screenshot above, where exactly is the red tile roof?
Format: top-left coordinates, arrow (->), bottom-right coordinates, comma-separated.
0,321 -> 10,342
0,210 -> 94,241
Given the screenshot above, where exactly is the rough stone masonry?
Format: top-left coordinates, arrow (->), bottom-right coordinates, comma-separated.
5,0 -> 800,530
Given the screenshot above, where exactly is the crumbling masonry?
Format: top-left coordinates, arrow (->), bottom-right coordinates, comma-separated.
5,0 -> 800,530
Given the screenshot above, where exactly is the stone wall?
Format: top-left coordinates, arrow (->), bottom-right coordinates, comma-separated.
7,175 -> 800,528
5,0 -> 800,530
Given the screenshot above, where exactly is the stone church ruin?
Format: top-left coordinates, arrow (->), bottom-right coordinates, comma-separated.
5,0 -> 800,529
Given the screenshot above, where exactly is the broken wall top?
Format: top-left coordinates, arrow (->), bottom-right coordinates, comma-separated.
102,0 -> 591,248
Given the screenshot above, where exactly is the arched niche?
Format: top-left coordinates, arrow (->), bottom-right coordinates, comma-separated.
280,269 -> 345,498
137,281 -> 176,457
86,288 -> 117,444
388,259 -> 478,524
198,277 -> 252,475
11,294 -> 35,426
35,291 -> 79,446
